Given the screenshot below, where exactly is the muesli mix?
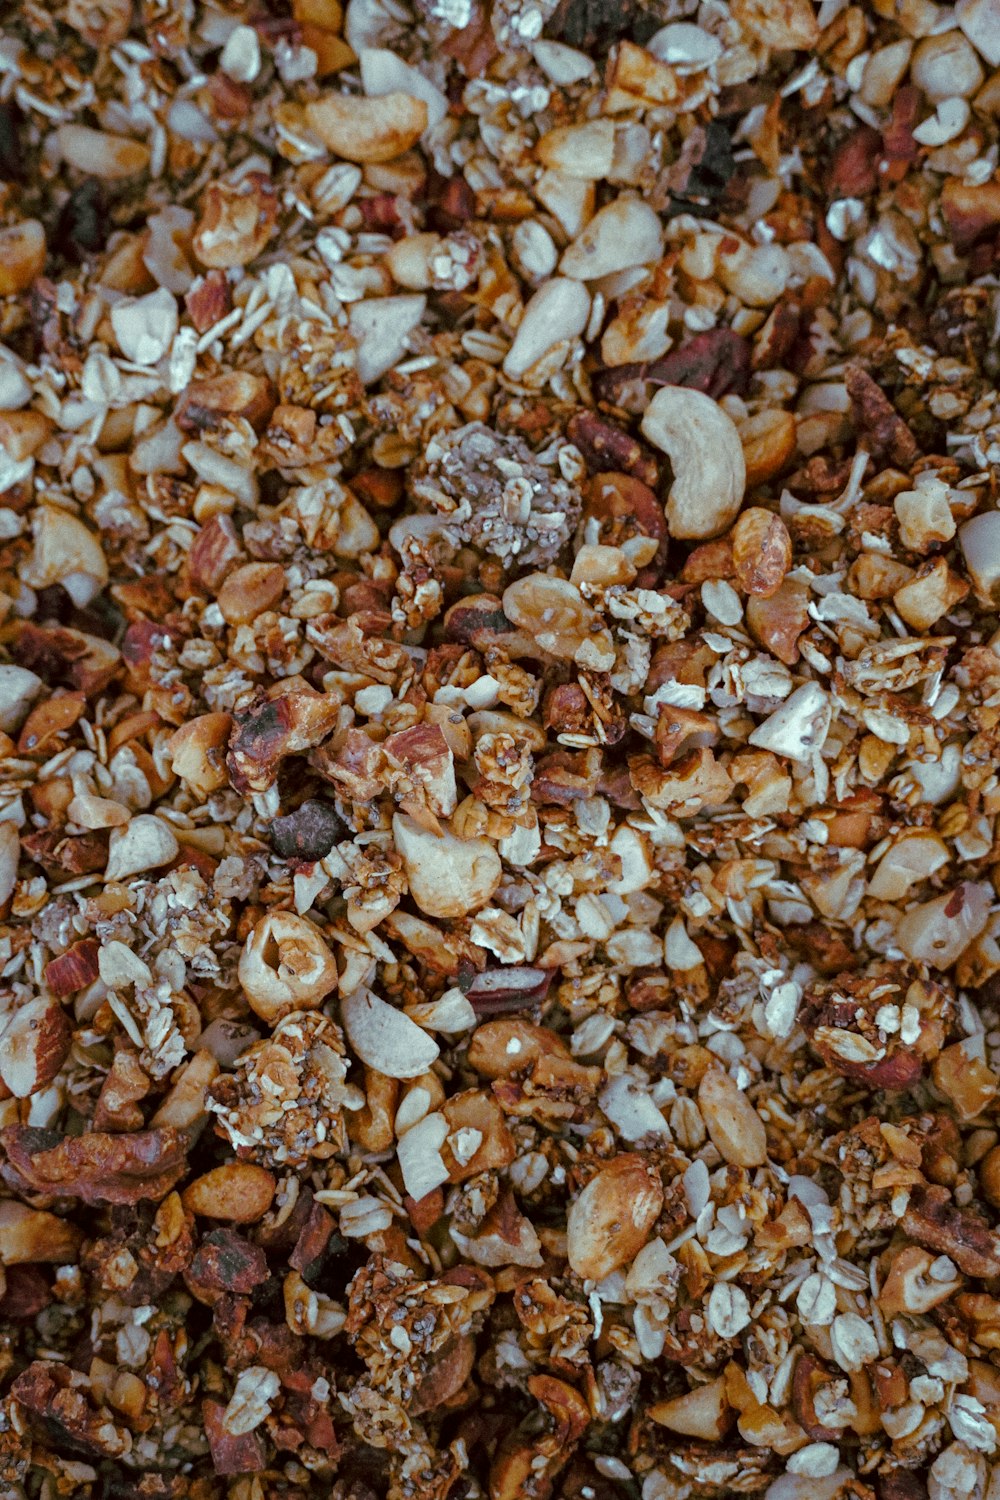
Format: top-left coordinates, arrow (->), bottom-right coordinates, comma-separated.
0,0 -> 1000,1497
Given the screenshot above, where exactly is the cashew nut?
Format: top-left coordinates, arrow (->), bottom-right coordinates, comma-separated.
640,386 -> 746,539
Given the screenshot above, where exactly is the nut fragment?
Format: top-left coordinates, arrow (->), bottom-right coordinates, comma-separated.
641,387 -> 746,539
0,1201 -> 82,1267
392,813 -> 501,919
182,1164 -> 277,1223
238,911 -> 339,1024
0,997 -> 72,1098
697,1067 -> 768,1167
218,563 -> 286,625
731,508 -> 792,597
560,198 -> 664,281
105,814 -> 179,881
0,219 -> 46,294
341,988 -> 440,1079
306,90 -> 428,161
649,1378 -> 730,1440
192,175 -> 278,269
57,124 -> 150,178
566,1154 -> 663,1280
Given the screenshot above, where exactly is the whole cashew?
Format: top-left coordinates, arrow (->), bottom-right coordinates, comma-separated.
640,386 -> 747,539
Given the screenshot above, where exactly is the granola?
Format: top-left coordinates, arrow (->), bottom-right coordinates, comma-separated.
1,1 -> 1000,1499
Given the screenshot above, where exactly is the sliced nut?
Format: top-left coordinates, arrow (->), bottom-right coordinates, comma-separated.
697,1066 -> 768,1167
960,512 -> 1000,603
0,408 -> 55,460
306,90 -> 428,162
895,483 -> 956,552
168,713 -> 233,799
0,1201 -> 83,1264
502,277 -> 590,384
238,911 -> 339,1024
745,577 -> 810,664
895,882 -> 992,968
111,288 -> 178,365
933,1043 -> 997,1123
911,30 -> 984,100
536,119 -> 615,179
503,574 -> 614,670
182,1163 -> 277,1223
560,197 -> 664,281
605,39 -> 680,110
892,557 -> 969,630
641,387 -> 746,539
20,505 -> 109,609
878,1245 -> 963,1317
566,1153 -> 663,1280
177,371 -> 276,433
392,812 -> 501,919
341,988 -> 440,1079
349,293 -> 427,384
467,1018 -> 569,1079
57,123 -> 150,179
150,1049 -> 219,1129
732,0 -> 818,48
192,175 -> 278,269
739,408 -> 796,489
980,1145 -> 1000,1209
0,665 -> 43,733
44,938 -> 101,997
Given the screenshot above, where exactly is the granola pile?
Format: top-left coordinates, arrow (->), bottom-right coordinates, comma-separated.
2,0 -> 1000,1497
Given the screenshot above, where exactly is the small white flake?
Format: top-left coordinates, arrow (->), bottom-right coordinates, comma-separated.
706,1282 -> 750,1339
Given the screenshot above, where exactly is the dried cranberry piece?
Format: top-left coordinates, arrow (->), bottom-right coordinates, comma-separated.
269,799 -> 344,861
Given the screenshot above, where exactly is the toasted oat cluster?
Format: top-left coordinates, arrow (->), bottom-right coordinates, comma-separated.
2,0 -> 1000,1498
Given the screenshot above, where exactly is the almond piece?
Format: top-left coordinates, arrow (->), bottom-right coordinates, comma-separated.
341,988 -> 440,1079
0,998 -> 73,1098
0,220 -> 46,295
306,91 -> 428,162
649,1377 -> 731,1440
697,1067 -> 768,1167
731,508 -> 793,598
182,1163 -> 277,1223
0,1201 -> 84,1263
218,563 -> 286,625
566,1153 -> 663,1280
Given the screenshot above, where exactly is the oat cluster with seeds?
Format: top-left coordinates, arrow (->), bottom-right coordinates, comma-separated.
1,0 -> 1000,1497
